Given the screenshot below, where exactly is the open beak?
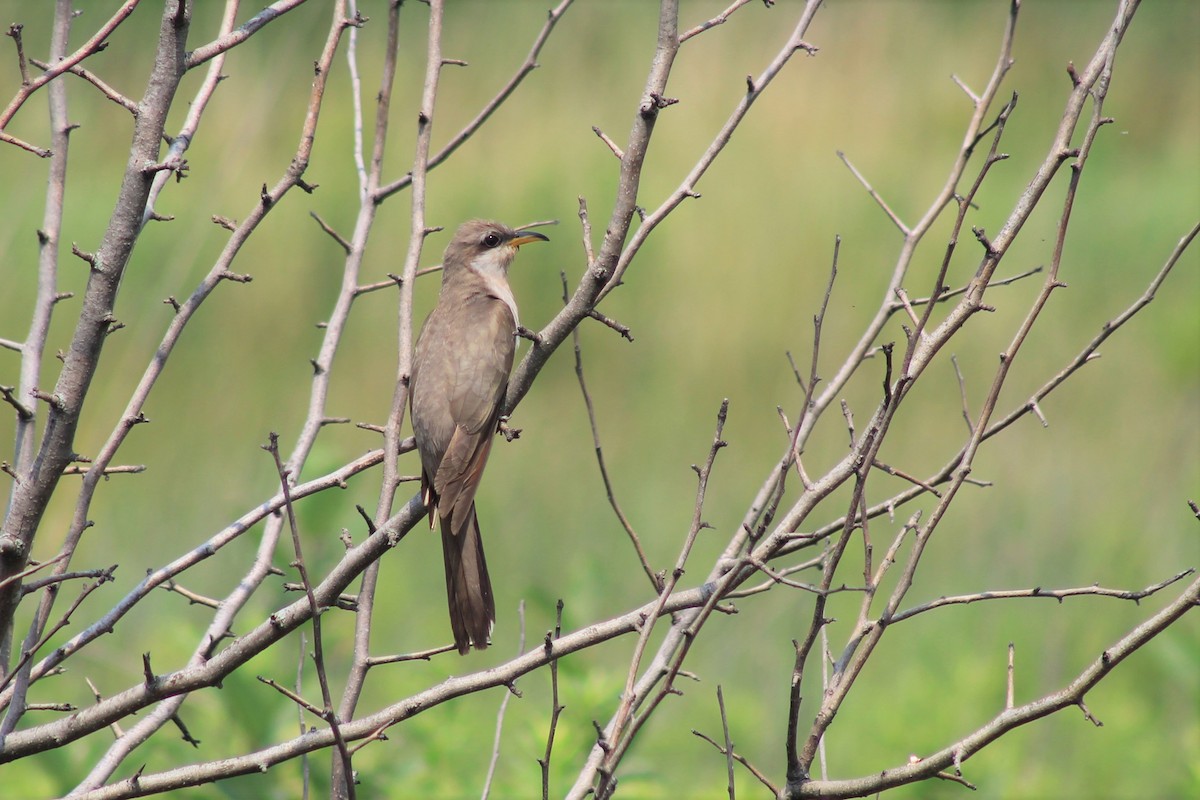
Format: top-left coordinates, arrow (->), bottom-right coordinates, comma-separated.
510,230 -> 549,248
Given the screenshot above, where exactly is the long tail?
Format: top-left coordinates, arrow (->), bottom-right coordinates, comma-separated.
440,504 -> 495,655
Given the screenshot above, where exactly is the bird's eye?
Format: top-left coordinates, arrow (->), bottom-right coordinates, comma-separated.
482,231 -> 502,248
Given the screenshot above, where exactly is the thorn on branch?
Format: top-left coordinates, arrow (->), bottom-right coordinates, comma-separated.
784,351 -> 808,394
171,712 -> 201,747
1078,698 -> 1103,727
951,73 -> 981,105
310,211 -> 352,254
164,296 -> 181,312
972,225 -> 998,258
211,215 -> 237,231
516,325 -> 542,345
1029,400 -> 1049,428
592,720 -> 612,753
142,155 -> 188,179
650,91 -> 678,109
586,308 -> 634,341
260,183 -> 273,208
142,652 -> 158,689
1066,60 -> 1080,87
31,388 -> 66,411
640,92 -> 677,117
7,23 -> 29,86
881,342 -> 895,405
1,385 -> 32,419
71,244 -> 97,269
218,270 -> 252,283
591,126 -> 624,160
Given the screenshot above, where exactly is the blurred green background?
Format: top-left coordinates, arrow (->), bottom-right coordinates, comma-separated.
1,1 -> 1197,798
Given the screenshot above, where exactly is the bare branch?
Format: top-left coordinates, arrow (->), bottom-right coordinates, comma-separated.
789,574 -> 1200,798
568,273 -> 658,592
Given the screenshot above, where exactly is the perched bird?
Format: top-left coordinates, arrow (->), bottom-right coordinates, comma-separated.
409,219 -> 548,654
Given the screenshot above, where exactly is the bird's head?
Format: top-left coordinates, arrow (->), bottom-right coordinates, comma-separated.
443,219 -> 549,282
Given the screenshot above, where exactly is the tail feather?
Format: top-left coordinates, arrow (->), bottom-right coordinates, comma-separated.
441,505 -> 495,655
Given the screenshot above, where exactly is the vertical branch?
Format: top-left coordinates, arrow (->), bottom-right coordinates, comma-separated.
785,469 -> 871,787
333,0 -> 406,774
140,0 -> 243,228
336,2 -> 449,794
577,399 -> 729,800
4,0 -> 247,742
8,0 -> 73,483
0,0 -> 191,696
482,601 -> 527,799
538,600 -> 565,800
65,3 -> 356,787
265,434 -> 356,800
0,0 -> 75,735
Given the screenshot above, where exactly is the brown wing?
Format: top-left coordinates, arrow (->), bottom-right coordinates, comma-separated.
433,293 -> 515,536
410,308 -> 458,525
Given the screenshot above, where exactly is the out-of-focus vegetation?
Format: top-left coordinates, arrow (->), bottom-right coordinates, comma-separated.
0,1 -> 1196,798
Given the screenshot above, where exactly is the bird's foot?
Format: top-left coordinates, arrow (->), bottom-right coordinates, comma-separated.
498,416 -> 522,442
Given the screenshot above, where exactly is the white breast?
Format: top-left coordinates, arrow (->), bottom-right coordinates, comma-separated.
469,248 -> 520,332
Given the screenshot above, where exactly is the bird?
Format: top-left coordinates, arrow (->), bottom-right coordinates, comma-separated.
409,219 -> 548,654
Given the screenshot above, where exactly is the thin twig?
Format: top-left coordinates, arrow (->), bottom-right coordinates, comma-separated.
567,273 -> 659,592
717,685 -> 735,799
482,601 -> 527,800
691,728 -> 780,795
890,569 -> 1196,625
265,433 -> 356,800
0,553 -> 68,593
538,600 -> 565,800
680,0 -> 759,43
837,150 -> 909,234
375,0 -> 577,201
